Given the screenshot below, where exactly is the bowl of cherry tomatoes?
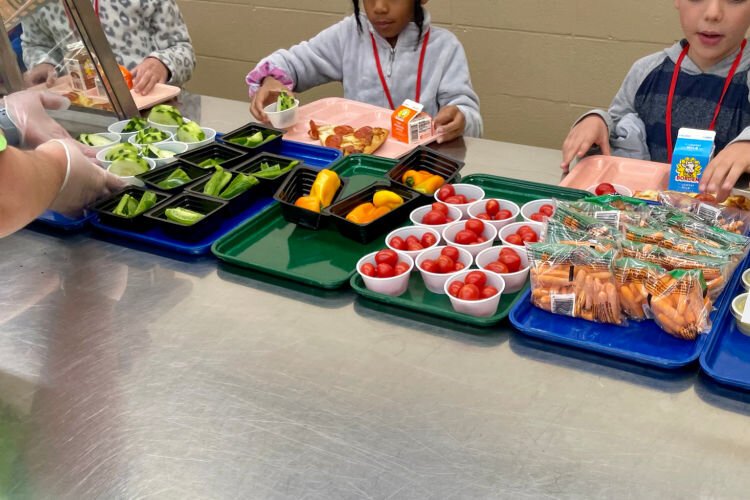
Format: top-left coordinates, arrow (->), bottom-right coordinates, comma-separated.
498,221 -> 544,248
521,199 -> 556,223
586,182 -> 633,197
445,270 -> 505,317
434,184 -> 485,219
357,249 -> 414,296
410,202 -> 462,240
475,245 -> 530,293
415,245 -> 473,294
442,219 -> 497,257
467,198 -> 520,237
385,226 -> 441,260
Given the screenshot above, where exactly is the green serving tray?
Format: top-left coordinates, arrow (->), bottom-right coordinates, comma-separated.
212,154 -> 402,289
349,174 -> 591,325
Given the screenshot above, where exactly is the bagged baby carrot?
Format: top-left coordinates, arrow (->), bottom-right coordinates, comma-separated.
647,269 -> 712,341
613,258 -> 665,321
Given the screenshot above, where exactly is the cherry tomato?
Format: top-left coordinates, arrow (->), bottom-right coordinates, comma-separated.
444,195 -> 465,205
520,231 -> 538,243
421,259 -> 438,273
395,261 -> 410,275
485,199 -> 500,216
360,262 -> 376,276
437,255 -> 456,274
476,213 -> 491,220
448,280 -> 464,297
432,202 -> 449,215
539,204 -> 555,216
464,270 -> 487,288
481,286 -> 499,299
516,225 -> 535,235
407,240 -> 424,251
421,210 -> 447,225
389,236 -> 406,250
530,213 -> 546,222
437,185 -> 455,201
406,235 -> 420,246
456,195 -> 468,204
495,209 -> 512,220
505,234 -> 523,246
595,182 -> 617,196
421,232 -> 437,248
376,263 -> 395,278
458,283 -> 481,301
466,198 -> 476,203
454,262 -> 465,271
498,251 -> 521,273
476,237 -> 487,243
446,217 -> 455,223
454,229 -> 478,245
485,261 -> 509,274
375,249 -> 398,267
441,246 -> 460,261
465,219 -> 485,236
499,247 -> 517,255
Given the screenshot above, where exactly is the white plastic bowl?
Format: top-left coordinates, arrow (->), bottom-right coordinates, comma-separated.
521,199 -> 557,223
147,116 -> 190,134
108,119 -> 145,142
442,220 -> 497,257
263,98 -> 300,129
142,141 -> 189,167
444,269 -> 506,317
467,198 -> 520,239
385,226 -> 441,261
586,183 -> 633,198
129,131 -> 174,147
731,293 -> 750,336
433,183 -> 485,219
415,245 -> 474,294
176,127 -> 216,151
96,144 -> 142,168
499,221 -> 545,248
80,132 -> 120,152
356,251 -> 413,296
410,204 -> 462,241
743,269 -> 750,292
106,157 -> 155,187
475,245 -> 531,293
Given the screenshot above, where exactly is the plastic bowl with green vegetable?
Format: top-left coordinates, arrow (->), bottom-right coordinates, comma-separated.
147,104 -> 185,133
731,293 -> 750,336
107,157 -> 155,186
175,121 -> 216,151
108,117 -> 148,141
140,141 -> 188,167
263,92 -> 299,129
129,127 -> 173,146
97,142 -> 142,167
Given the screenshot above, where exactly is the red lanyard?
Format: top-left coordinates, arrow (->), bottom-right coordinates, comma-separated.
370,29 -> 430,110
94,0 -> 99,16
666,39 -> 746,162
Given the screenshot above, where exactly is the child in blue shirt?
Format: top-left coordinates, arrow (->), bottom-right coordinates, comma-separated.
246,0 -> 482,144
561,0 -> 750,202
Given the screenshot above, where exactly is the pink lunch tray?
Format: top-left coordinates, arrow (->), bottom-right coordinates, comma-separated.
559,155 -> 670,193
35,75 -> 181,110
282,97 -> 434,159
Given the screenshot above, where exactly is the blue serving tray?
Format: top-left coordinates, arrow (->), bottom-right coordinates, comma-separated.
700,266 -> 750,391
90,140 -> 341,256
509,255 -> 749,369
32,210 -> 95,231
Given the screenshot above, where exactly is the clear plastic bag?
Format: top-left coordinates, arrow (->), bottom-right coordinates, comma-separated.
647,269 -> 712,341
658,191 -> 750,234
614,258 -> 665,321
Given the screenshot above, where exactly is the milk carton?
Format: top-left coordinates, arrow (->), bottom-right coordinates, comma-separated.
391,99 -> 432,144
668,128 -> 716,193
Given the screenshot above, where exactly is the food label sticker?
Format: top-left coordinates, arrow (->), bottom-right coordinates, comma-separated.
551,293 -> 576,317
594,210 -> 620,228
696,203 -> 721,224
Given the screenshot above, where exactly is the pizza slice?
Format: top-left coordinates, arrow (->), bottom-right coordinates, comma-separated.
308,120 -> 389,156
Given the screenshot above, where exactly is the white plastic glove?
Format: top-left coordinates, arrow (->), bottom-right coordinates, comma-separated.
38,139 -> 125,217
4,90 -> 82,148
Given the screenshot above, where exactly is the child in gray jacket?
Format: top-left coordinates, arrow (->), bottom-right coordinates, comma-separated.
247,0 -> 482,144
561,0 -> 750,202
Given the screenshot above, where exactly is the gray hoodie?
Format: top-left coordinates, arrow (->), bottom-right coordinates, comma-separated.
247,12 -> 482,137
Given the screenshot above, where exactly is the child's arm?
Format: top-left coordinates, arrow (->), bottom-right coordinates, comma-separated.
434,39 -> 482,140
699,139 -> 750,202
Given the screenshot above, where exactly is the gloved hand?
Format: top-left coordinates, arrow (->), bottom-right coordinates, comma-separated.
37,139 -> 125,217
4,90 -> 84,150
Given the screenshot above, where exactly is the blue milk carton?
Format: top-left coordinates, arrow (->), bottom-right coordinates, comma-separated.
668,128 -> 716,193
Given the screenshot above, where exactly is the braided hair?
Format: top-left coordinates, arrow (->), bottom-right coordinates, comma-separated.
352,1 -> 425,46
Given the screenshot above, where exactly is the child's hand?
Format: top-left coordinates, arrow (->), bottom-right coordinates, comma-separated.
560,115 -> 611,173
699,141 -> 750,202
250,77 -> 293,123
433,106 -> 465,144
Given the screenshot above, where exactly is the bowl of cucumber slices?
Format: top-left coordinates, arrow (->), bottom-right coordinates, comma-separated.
263,91 -> 299,129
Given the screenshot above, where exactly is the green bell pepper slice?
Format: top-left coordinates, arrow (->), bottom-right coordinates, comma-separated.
203,166 -> 232,197
134,191 -> 158,215
165,207 -> 205,226
219,173 -> 258,199
197,158 -> 224,169
252,160 -> 299,179
112,193 -> 138,216
156,168 -> 192,189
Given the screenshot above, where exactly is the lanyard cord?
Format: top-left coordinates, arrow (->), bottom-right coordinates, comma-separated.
370,29 -> 431,110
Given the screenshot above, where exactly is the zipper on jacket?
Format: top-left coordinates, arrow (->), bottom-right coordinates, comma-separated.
387,47 -> 395,78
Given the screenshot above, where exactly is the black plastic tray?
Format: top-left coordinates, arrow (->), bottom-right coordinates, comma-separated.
273,165 -> 347,230
178,142 -> 248,170
219,123 -> 284,155
137,160 -> 212,194
90,186 -> 171,231
386,146 -> 464,198
144,193 -> 229,241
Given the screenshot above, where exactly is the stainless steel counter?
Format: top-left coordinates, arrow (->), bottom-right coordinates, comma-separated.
2,96 -> 750,499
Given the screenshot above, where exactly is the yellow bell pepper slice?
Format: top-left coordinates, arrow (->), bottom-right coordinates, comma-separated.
414,174 -> 445,195
309,169 -> 341,208
372,190 -> 403,210
346,202 -> 376,224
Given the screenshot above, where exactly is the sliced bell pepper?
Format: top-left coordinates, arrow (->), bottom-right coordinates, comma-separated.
402,169 -> 432,188
309,169 -> 341,208
346,202 -> 377,224
203,166 -> 232,197
372,190 -> 404,210
157,168 -> 191,190
220,173 -> 258,199
113,194 -> 138,216
253,160 -> 300,179
134,191 -> 158,215
414,174 -> 445,195
165,207 -> 205,226
295,195 -> 322,213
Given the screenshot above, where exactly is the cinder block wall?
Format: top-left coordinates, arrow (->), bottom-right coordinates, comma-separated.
178,0 -> 683,149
